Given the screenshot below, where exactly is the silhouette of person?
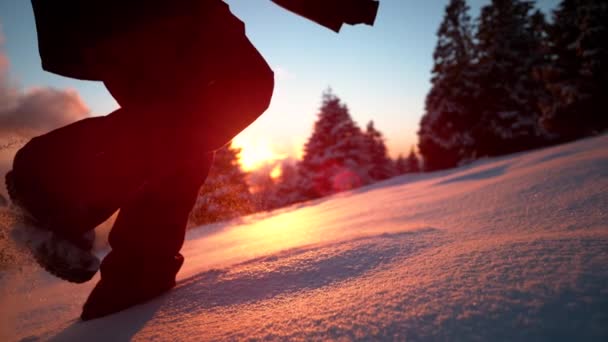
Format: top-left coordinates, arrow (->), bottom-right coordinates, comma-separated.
6,0 -> 378,320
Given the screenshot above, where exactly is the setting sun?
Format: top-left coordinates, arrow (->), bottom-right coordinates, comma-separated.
270,164 -> 282,179
232,136 -> 286,172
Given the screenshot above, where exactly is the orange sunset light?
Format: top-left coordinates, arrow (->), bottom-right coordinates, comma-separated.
232,136 -> 287,172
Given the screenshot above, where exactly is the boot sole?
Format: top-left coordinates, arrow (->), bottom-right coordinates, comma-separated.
6,170 -> 100,283
10,215 -> 100,283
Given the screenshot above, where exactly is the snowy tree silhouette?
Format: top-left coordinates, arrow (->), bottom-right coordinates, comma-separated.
418,0 -> 478,171
539,0 -> 608,139
473,0 -> 548,157
364,121 -> 394,181
299,89 -> 370,198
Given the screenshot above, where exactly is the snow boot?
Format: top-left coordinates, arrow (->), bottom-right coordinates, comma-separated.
5,170 -> 100,283
81,253 -> 184,320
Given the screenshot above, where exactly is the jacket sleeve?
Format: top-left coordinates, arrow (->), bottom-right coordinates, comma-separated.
271,0 -> 379,33
30,0 -> 180,80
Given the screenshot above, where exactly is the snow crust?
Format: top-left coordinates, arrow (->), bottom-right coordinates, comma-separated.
1,135 -> 607,341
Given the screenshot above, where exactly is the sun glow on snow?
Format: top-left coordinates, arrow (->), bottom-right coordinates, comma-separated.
233,136 -> 286,171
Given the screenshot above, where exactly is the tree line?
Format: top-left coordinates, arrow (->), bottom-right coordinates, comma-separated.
418,0 -> 607,170
189,90 -> 419,226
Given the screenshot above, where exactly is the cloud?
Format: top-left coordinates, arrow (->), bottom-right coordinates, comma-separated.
0,87 -> 90,139
0,34 -> 89,141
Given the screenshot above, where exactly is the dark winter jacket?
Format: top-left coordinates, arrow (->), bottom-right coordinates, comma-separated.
31,0 -> 210,80
31,0 -> 379,81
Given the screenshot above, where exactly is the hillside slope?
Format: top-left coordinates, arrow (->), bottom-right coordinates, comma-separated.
1,135 -> 607,341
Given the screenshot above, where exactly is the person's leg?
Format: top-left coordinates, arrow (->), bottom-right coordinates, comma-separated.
81,35 -> 275,321
80,1 -> 274,319
6,108 -> 159,282
7,108 -> 159,245
81,151 -> 214,320
9,113 -> 117,245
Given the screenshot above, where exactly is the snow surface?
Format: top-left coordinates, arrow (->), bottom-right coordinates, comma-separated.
1,135 -> 607,341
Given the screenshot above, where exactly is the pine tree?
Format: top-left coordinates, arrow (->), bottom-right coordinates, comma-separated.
394,154 -> 407,175
394,147 -> 420,174
299,89 -> 370,197
273,160 -> 309,207
539,0 -> 608,139
364,121 -> 394,181
529,9 -> 554,138
473,0 -> 547,156
405,147 -> 420,173
189,143 -> 253,225
418,0 -> 478,171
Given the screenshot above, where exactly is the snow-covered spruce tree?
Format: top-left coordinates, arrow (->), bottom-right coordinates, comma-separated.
473,0 -> 548,156
539,0 -> 608,139
364,121 -> 395,181
394,154 -> 408,175
528,9 -> 554,136
405,147 -> 421,173
299,90 -> 370,198
418,0 -> 478,171
189,143 -> 253,226
394,147 -> 420,175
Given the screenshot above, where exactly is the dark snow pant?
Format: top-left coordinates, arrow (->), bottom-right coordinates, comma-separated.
12,107 -> 214,245
10,0 -> 273,316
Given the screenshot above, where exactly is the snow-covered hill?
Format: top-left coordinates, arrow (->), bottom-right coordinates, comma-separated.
1,135 -> 607,341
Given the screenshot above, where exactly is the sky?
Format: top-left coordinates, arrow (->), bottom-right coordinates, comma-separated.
0,0 -> 559,171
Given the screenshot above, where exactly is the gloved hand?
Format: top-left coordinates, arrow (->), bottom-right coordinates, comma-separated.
271,0 -> 379,33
